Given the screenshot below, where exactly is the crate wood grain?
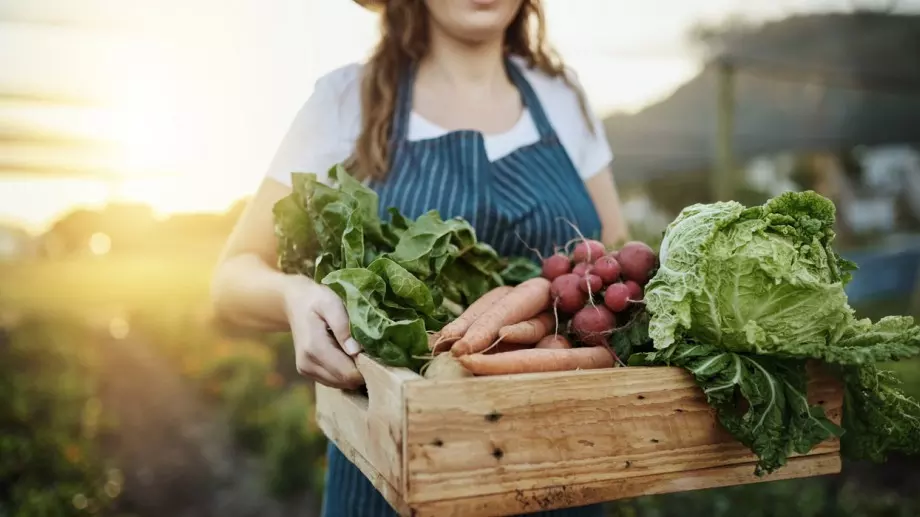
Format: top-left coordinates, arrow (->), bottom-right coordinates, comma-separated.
315,355 -> 843,517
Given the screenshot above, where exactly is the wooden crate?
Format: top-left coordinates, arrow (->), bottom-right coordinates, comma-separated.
315,355 -> 842,517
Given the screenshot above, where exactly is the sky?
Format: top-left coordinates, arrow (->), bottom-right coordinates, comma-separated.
1,0 -> 915,233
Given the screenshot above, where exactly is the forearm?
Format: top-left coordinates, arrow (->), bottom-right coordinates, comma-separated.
210,252 -> 311,332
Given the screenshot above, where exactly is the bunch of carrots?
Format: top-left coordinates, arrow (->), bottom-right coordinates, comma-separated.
424,239 -> 658,378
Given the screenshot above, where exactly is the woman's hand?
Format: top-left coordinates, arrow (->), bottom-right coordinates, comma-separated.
282,276 -> 365,389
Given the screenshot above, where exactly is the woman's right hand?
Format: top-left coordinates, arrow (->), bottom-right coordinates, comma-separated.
282,276 -> 365,390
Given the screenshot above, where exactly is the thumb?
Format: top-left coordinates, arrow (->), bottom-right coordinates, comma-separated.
318,294 -> 361,357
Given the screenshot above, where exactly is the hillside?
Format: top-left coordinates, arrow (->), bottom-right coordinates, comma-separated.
604,12 -> 920,183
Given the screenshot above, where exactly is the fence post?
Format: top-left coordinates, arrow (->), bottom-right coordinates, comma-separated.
712,58 -> 736,201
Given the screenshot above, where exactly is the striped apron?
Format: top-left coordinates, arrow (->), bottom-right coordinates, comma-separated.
320,57 -> 605,517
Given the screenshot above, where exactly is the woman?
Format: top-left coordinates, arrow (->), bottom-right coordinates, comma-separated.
212,0 -> 627,515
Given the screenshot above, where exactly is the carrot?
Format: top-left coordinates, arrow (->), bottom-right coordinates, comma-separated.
485,342 -> 534,355
536,334 -> 572,349
456,346 -> 615,375
433,286 -> 513,352
498,312 -> 555,344
451,277 -> 552,356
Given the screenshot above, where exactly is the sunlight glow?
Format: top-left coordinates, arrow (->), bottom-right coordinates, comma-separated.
108,317 -> 130,340
89,232 -> 112,256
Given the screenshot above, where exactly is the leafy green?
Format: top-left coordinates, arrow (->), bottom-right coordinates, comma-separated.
639,190 -> 920,475
500,256 -> 543,285
273,164 -> 519,370
647,191 -> 855,356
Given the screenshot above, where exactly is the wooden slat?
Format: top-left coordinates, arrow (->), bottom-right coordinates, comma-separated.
403,365 -> 842,504
314,354 -> 419,513
410,453 -> 842,517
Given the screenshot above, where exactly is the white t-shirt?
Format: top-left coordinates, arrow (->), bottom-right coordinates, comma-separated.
265,56 -> 613,186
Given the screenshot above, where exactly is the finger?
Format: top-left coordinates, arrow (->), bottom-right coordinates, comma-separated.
318,293 -> 362,356
295,359 -> 344,389
290,312 -> 363,389
307,326 -> 365,388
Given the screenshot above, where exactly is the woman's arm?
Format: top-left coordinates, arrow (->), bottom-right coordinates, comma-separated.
211,177 -> 364,388
585,166 -> 630,247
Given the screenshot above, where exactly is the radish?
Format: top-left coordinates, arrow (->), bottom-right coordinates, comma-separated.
616,241 -> 657,284
550,273 -> 588,314
624,280 -> 643,301
541,253 -> 572,281
572,262 -> 592,277
592,255 -> 621,284
572,305 -> 617,347
579,274 -> 603,294
603,283 -> 630,312
572,239 -> 606,263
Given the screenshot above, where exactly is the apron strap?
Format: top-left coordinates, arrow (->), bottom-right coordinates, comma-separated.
391,63 -> 416,145
504,56 -> 556,141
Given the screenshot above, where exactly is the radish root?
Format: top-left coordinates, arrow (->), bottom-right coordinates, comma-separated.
558,217 -> 594,262
515,231 -> 544,261
480,335 -> 506,355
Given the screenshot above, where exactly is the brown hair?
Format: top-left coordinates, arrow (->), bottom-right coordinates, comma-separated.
350,0 -> 593,181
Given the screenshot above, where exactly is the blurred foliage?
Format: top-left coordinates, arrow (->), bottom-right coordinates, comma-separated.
131,310 -> 328,499
0,317 -> 122,516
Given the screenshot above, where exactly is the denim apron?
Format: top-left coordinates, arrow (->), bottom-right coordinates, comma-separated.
320,57 -> 605,517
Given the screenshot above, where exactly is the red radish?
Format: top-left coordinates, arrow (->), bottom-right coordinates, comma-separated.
603,283 -> 630,312
572,305 -> 617,347
625,280 -> 643,301
579,274 -> 603,294
573,239 -> 606,263
592,255 -> 621,284
550,273 -> 588,314
541,253 -> 572,280
572,262 -> 592,277
616,241 -> 657,284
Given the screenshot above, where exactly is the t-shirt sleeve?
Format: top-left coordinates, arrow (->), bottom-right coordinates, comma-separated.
264,72 -> 356,186
569,74 -> 614,181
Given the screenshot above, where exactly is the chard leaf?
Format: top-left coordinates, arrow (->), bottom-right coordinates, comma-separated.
328,164 -> 389,247
341,207 -> 365,269
321,268 -> 428,369
607,307 -> 651,361
367,257 -> 436,315
841,364 -> 920,462
821,316 -> 920,365
386,211 -> 463,279
500,257 -> 543,285
273,192 -> 315,275
313,252 -> 337,283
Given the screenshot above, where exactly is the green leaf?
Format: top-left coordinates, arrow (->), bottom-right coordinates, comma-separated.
340,206 -> 365,269
272,192 -> 315,275
841,364 -> 920,462
328,164 -> 389,247
367,257 -> 436,315
500,257 -> 543,285
313,252 -> 337,283
821,316 -> 920,365
321,268 -> 428,369
385,211 -> 469,279
607,307 -> 651,361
